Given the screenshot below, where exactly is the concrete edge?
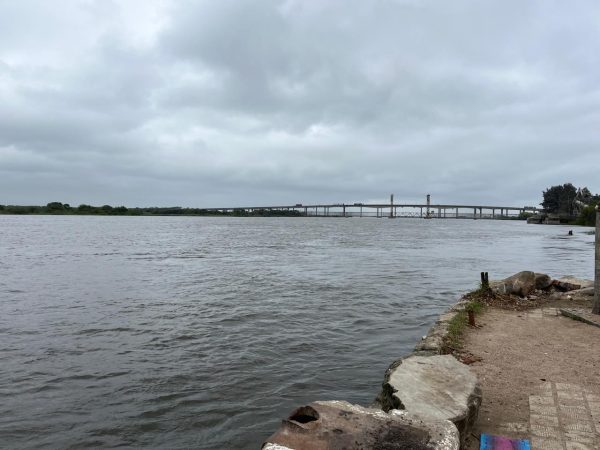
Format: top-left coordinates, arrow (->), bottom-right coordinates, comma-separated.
559,308 -> 600,329
377,298 -> 468,394
374,296 -> 481,449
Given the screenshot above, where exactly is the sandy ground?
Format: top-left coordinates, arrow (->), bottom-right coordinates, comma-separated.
462,295 -> 600,449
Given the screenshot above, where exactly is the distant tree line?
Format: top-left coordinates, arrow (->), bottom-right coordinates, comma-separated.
0,202 -> 302,217
541,183 -> 598,226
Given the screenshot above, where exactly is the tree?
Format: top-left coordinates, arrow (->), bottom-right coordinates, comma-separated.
46,202 -> 65,211
78,204 -> 94,213
577,205 -> 597,226
542,183 -> 577,215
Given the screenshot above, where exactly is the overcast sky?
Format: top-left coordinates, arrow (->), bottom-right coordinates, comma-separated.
1,0 -> 599,207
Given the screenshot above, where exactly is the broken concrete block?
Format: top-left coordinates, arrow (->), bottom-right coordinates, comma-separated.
557,276 -> 593,289
490,271 -> 538,297
380,355 -> 481,448
262,400 -> 459,450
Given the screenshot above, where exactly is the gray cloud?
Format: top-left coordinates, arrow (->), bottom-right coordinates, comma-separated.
1,0 -> 599,207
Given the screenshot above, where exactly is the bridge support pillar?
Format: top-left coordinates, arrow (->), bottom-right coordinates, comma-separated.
479,207 -> 483,219
456,208 -> 459,218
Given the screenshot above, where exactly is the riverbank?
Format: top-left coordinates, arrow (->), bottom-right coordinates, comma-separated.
264,273 -> 600,449
462,287 -> 600,449
0,203 -> 302,216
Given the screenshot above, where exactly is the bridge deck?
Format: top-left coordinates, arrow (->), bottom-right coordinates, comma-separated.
201,203 -> 537,212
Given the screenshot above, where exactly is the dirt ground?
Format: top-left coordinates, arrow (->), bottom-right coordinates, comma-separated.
462,294 -> 600,449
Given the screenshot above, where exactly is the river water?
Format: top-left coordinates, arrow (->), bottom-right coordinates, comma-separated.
0,216 -> 594,449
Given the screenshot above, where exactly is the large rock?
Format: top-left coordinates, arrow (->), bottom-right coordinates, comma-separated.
557,276 -> 593,289
263,400 -> 459,450
576,287 -> 595,296
379,355 -> 481,449
534,273 -> 552,290
490,271 -> 551,296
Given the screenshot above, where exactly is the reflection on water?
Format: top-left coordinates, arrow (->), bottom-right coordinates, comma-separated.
0,216 -> 594,448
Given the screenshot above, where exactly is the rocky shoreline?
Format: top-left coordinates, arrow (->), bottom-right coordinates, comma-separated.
262,271 -> 594,450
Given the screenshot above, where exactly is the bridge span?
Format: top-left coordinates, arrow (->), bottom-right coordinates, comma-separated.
203,195 -> 539,219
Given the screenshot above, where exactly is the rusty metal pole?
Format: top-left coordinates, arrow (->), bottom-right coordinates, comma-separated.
593,206 -> 600,314
468,310 -> 476,327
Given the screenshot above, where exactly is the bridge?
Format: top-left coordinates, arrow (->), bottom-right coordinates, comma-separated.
203,195 -> 539,219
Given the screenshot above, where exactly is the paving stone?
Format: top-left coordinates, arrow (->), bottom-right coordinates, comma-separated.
558,391 -> 585,401
563,421 -> 595,433
530,414 -> 559,427
530,395 -> 556,406
560,405 -> 590,420
530,424 -> 560,439
587,401 -> 600,412
536,382 -> 554,395
498,421 -> 529,433
529,382 -> 600,450
530,437 -> 564,450
585,393 -> 600,402
560,398 -> 588,407
556,383 -> 583,392
530,404 -> 559,416
564,432 -> 599,448
565,442 -> 596,450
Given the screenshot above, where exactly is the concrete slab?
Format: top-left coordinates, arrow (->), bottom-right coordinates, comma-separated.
557,276 -> 593,289
263,400 -> 460,450
559,308 -> 600,329
383,355 -> 482,448
529,382 -> 600,450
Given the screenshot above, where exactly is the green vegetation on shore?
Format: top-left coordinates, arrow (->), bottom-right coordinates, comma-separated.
444,298 -> 485,352
0,202 -> 302,217
541,183 -> 598,226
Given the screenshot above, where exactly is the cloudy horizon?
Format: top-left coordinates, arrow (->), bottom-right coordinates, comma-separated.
1,0 -> 599,208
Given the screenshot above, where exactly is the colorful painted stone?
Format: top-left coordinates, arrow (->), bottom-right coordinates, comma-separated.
480,433 -> 531,450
